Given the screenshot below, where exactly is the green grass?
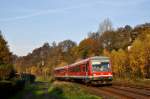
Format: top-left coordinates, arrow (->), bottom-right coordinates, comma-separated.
11,83 -> 46,99
11,80 -> 101,99
35,76 -> 53,82
10,84 -> 33,99
11,76 -> 150,99
48,81 -> 101,99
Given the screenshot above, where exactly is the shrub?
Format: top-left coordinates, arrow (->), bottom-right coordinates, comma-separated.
0,64 -> 15,80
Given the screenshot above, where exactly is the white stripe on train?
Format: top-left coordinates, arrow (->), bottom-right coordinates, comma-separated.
55,75 -> 112,78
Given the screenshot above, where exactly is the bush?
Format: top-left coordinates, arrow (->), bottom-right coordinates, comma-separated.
0,80 -> 25,99
20,73 -> 36,83
0,64 -> 15,80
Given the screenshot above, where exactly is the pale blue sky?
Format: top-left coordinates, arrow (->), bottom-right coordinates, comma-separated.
0,0 -> 149,56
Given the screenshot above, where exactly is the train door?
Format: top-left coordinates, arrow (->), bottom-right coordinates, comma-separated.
84,62 -> 89,83
85,63 -> 88,77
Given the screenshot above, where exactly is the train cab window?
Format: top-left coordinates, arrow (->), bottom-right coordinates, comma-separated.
92,60 -> 110,72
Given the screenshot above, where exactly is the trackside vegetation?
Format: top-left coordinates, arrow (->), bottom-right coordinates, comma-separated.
0,31 -> 36,98
11,80 -> 101,99
48,81 -> 101,99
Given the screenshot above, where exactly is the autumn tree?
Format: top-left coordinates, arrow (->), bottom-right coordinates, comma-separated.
88,32 -> 99,40
78,38 -> 98,59
0,31 -> 14,80
143,35 -> 150,78
115,25 -> 132,49
0,31 -> 12,64
110,49 -> 128,78
129,39 -> 145,78
99,31 -> 117,51
58,40 -> 77,64
88,32 -> 103,54
58,40 -> 76,52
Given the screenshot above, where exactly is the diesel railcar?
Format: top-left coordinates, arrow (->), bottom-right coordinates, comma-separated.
54,56 -> 113,84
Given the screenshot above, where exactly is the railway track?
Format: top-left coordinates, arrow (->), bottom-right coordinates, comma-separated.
99,86 -> 150,99
114,84 -> 150,92
77,82 -> 150,99
111,85 -> 150,96
58,81 -> 150,99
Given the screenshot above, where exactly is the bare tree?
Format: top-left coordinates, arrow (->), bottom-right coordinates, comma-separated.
98,18 -> 113,34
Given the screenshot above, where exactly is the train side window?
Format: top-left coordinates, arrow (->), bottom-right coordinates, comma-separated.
70,68 -> 73,72
86,63 -> 88,71
74,67 -> 76,72
77,65 -> 80,72
72,67 -> 76,72
79,66 -> 81,72
83,63 -> 88,72
71,67 -> 74,72
72,67 -> 75,72
74,66 -> 78,72
82,64 -> 87,72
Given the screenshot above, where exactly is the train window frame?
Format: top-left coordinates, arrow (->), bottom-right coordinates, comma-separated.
81,62 -> 88,72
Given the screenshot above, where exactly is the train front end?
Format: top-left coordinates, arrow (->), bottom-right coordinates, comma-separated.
90,56 -> 113,84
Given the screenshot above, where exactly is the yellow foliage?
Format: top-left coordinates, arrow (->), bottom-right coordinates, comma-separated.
57,61 -> 68,67
31,66 -> 38,75
103,48 -> 110,57
129,39 -> 146,77
110,49 -> 128,78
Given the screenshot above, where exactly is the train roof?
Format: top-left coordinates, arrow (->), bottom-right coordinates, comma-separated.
54,59 -> 89,71
90,56 -> 109,60
54,66 -> 68,70
66,56 -> 109,68
69,58 -> 90,67
54,56 -> 109,70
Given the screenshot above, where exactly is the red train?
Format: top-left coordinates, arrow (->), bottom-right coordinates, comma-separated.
54,56 -> 113,84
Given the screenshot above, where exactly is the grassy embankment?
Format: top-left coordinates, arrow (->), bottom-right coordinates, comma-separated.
11,77 -> 101,99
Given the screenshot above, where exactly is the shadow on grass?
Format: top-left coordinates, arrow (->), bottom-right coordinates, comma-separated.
12,81 -> 101,99
31,81 -> 67,99
32,86 -> 67,99
47,87 -> 67,99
